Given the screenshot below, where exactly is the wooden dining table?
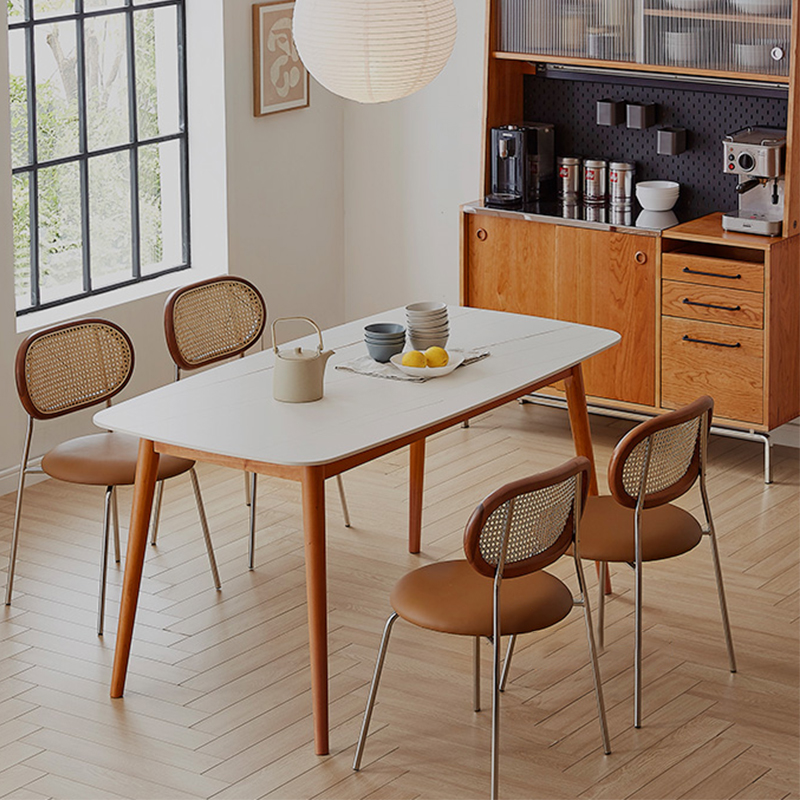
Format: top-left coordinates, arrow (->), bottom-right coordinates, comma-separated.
94,305 -> 619,756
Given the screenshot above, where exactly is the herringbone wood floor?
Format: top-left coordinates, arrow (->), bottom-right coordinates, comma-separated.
0,403 -> 797,799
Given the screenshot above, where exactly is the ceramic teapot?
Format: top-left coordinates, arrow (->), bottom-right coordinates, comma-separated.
272,317 -> 334,403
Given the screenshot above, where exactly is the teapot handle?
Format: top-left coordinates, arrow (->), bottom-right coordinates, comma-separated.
272,317 -> 324,355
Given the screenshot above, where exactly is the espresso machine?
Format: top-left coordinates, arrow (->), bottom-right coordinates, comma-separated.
722,127 -> 786,236
486,123 -> 555,209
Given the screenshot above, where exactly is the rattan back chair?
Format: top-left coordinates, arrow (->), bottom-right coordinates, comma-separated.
579,396 -> 736,729
6,319 -> 221,636
164,276 -> 267,375
353,457 -> 610,800
161,275 -> 350,570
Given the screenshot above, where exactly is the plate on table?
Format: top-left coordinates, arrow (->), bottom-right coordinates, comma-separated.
390,352 -> 465,378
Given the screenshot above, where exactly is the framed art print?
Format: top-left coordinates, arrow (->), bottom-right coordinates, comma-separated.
253,1 -> 309,116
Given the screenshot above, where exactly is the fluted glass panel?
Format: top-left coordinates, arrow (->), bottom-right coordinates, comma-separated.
498,0 -> 791,76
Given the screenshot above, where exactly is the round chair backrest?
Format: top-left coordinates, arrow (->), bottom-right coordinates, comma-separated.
608,396 -> 713,509
164,276 -> 267,372
16,319 -> 134,420
463,457 -> 590,579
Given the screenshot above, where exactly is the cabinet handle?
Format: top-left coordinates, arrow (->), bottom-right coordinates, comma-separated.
682,298 -> 741,312
634,250 -> 647,264
682,266 -> 742,280
476,228 -> 488,241
682,334 -> 741,349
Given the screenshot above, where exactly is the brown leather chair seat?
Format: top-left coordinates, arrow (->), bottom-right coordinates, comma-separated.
579,495 -> 703,563
390,560 -> 574,637
42,432 -> 194,486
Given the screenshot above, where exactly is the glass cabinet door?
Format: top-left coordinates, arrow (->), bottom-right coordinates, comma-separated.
497,0 -> 791,78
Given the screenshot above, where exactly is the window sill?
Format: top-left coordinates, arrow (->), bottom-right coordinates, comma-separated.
15,269 -> 212,334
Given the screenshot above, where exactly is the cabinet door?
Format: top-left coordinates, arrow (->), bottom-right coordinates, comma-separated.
464,214 -> 557,318
555,227 -> 657,406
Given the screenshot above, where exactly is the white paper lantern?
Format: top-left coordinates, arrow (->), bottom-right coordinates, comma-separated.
292,0 -> 458,104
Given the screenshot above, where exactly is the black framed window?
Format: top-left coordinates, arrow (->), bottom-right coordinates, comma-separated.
7,0 -> 190,316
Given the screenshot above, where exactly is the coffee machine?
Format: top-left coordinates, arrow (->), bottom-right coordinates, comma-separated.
486,123 -> 554,209
722,127 -> 786,236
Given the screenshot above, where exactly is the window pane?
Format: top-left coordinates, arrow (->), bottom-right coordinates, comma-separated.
85,13 -> 131,150
139,139 -> 183,274
7,0 -> 26,22
33,0 -> 75,19
12,173 -> 32,311
38,161 -> 84,305
8,29 -> 30,168
89,151 -> 132,287
135,6 -> 180,139
85,0 -> 126,10
35,20 -> 80,161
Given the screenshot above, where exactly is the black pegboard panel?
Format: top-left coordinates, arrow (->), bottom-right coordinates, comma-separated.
523,75 -> 788,220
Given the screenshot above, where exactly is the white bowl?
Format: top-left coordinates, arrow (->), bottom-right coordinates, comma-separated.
405,302 -> 447,314
664,30 -> 699,64
390,351 -> 464,378
731,0 -> 790,13
408,321 -> 450,332
665,0 -> 715,8
735,41 -> 773,71
409,335 -> 449,350
636,180 -> 680,211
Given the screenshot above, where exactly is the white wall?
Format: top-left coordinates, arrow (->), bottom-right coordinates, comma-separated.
342,0 -> 485,319
0,1 -> 346,493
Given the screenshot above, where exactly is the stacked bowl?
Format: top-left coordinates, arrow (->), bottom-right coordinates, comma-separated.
364,322 -> 405,363
635,180 -> 680,211
405,302 -> 449,350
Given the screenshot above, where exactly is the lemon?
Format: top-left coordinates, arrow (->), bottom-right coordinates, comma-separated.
424,346 -> 449,368
402,350 -> 427,368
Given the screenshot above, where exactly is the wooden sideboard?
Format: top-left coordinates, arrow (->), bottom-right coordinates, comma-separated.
461,207 -> 800,433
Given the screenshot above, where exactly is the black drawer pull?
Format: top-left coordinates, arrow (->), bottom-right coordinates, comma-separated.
682,335 -> 741,349
682,298 -> 741,312
683,266 -> 742,280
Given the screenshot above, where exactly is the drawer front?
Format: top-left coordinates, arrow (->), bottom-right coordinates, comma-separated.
661,317 -> 763,424
662,280 -> 763,329
662,252 -> 764,292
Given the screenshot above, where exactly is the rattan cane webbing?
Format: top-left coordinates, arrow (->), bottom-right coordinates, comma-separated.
622,417 -> 701,499
24,322 -> 133,416
478,476 -> 576,568
172,281 -> 265,367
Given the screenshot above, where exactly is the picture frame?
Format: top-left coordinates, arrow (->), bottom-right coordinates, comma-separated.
252,1 -> 309,117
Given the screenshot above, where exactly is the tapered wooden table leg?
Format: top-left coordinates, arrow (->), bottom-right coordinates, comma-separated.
564,365 -> 612,594
409,439 -> 425,554
302,465 -> 329,756
564,364 -> 598,495
111,439 -> 159,698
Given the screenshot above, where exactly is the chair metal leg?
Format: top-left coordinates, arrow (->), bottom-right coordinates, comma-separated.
111,487 -> 121,563
5,417 -> 34,606
189,468 -> 221,590
708,530 -> 737,673
574,554 -> 611,754
336,474 -> 351,528
97,486 -> 113,636
597,561 -> 607,650
633,557 -> 643,729
499,634 -> 516,692
474,636 -> 481,711
491,584 -> 502,800
248,472 -> 258,570
149,480 -> 165,545
353,612 -> 399,771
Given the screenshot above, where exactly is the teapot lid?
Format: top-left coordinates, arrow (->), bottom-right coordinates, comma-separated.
279,346 -> 320,361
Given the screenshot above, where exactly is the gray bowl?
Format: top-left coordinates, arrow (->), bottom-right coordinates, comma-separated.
366,339 -> 405,363
365,322 -> 405,337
